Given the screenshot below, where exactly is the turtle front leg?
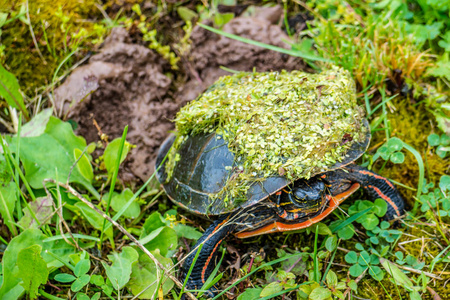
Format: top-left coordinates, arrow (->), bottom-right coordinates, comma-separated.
330,163 -> 405,219
181,213 -> 235,297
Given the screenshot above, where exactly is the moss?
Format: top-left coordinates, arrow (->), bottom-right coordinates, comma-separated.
0,0 -> 108,95
370,99 -> 448,207
168,67 -> 367,199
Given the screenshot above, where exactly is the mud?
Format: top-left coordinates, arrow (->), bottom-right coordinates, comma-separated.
54,6 -> 306,182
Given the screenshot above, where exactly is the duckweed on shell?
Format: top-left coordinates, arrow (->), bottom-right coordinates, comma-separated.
168,66 -> 366,199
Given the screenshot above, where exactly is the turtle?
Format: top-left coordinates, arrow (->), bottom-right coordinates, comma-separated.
155,120 -> 405,296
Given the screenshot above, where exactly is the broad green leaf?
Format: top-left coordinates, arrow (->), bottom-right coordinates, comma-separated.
0,229 -> 46,300
345,251 -> 358,264
0,64 -> 28,117
349,264 -> 365,277
427,133 -> 440,146
436,145 -> 448,158
20,108 -> 52,137
140,212 -> 165,239
432,110 -> 450,136
177,6 -> 198,22
107,189 -> 140,219
237,287 -> 263,300
74,259 -> 91,277
0,182 -> 17,233
377,146 -> 390,160
42,239 -> 77,270
76,293 -> 90,300
336,223 -> 355,240
310,222 -> 332,235
439,175 -> 450,191
326,270 -> 338,287
142,226 -> 178,257
390,152 -> 405,164
380,258 -> 413,288
17,244 -> 48,299
361,213 -> 379,230
12,117 -> 93,191
103,138 -> 131,176
281,253 -> 307,276
369,266 -> 384,281
373,198 -> 388,217
0,13 -> 7,26
380,221 -> 390,230
410,291 -> 421,300
128,250 -> 174,298
101,246 -> 138,290
309,286 -> 331,300
0,153 -> 12,184
173,224 -> 202,240
74,148 -> 93,182
54,273 -> 76,283
440,134 -> 450,146
358,251 -> 371,266
214,13 -> 234,27
71,274 -> 90,292
74,202 -> 103,229
74,202 -> 114,240
18,196 -> 53,229
387,137 -> 403,152
325,235 -> 337,252
90,275 -> 104,286
427,61 -> 450,81
355,243 -> 364,251
260,281 -> 283,297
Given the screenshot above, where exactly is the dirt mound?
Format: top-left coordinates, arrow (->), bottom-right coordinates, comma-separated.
54,8 -> 305,182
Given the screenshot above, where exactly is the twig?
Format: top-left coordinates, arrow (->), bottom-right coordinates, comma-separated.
67,146 -> 88,184
0,114 -> 15,133
343,268 -> 367,298
45,179 -> 197,300
26,0 -> 47,65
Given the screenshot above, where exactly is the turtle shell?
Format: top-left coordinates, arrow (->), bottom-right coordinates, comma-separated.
156,119 -> 370,216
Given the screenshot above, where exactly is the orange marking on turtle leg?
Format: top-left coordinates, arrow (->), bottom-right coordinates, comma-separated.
367,185 -> 401,216
357,170 -> 395,189
212,216 -> 230,234
201,237 -> 225,283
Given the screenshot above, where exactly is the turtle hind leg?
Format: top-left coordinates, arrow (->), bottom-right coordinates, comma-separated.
181,214 -> 235,297
341,163 -> 405,219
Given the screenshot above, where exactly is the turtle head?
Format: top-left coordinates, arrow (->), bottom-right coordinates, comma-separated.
290,179 -> 326,210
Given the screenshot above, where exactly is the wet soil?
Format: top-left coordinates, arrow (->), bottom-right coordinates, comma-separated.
54,6 -> 305,183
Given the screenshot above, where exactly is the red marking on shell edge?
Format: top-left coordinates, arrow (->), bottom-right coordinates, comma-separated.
236,183 -> 360,238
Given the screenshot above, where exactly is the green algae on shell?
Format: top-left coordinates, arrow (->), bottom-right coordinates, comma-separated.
168,66 -> 366,198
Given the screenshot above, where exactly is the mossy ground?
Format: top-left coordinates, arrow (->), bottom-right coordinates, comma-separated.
1,0 -> 107,96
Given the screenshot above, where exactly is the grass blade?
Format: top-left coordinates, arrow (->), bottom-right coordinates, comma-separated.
211,253 -> 301,300
197,23 -> 333,63
100,125 -> 128,248
331,207 -> 373,233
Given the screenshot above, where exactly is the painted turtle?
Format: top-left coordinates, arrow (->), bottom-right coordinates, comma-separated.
155,121 -> 405,295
